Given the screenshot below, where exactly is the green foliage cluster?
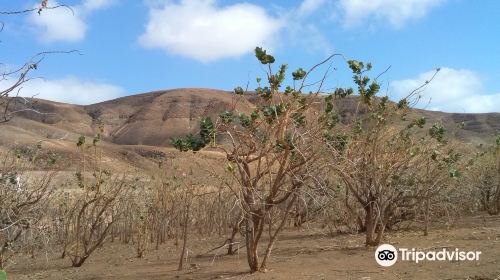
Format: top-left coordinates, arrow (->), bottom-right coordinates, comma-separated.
255,47 -> 275,64
77,135 -> 86,147
429,123 -> 446,142
333,87 -> 354,98
407,117 -> 426,129
269,64 -> 287,91
171,117 -> 215,152
397,98 -> 409,110
292,68 -> 306,80
262,102 -> 289,124
348,60 -> 380,105
323,95 -> 339,130
172,47 -> 338,154
233,86 -> 244,95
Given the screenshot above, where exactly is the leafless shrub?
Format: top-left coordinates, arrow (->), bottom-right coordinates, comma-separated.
59,132 -> 132,267
0,149 -> 53,269
468,139 -> 500,215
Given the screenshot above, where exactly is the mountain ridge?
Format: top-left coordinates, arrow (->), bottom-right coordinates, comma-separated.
1,88 -> 498,169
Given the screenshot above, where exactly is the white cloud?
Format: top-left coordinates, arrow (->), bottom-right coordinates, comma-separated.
29,3 -> 86,43
28,0 -> 115,43
297,0 -> 326,17
391,68 -> 500,113
139,0 -> 284,62
338,0 -> 445,27
11,76 -> 125,105
283,0 -> 331,55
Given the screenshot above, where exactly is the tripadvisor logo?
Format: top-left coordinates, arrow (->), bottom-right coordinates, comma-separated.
375,244 -> 398,267
375,244 -> 482,267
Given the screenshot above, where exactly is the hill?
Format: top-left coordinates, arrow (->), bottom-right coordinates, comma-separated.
1,88 -> 498,170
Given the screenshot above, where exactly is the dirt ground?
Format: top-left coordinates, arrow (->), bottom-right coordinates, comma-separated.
7,215 -> 500,280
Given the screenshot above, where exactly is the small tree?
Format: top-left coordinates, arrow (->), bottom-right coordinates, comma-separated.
61,132 -> 131,267
327,61 -> 460,245
173,47 -> 347,272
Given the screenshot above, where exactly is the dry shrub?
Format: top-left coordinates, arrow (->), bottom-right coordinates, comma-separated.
0,149 -> 53,269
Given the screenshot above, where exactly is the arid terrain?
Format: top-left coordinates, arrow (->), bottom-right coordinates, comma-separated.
1,89 -> 499,280
7,215 -> 500,280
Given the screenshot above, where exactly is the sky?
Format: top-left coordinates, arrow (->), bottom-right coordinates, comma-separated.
0,0 -> 499,113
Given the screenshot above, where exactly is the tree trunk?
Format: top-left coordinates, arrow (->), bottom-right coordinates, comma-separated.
364,205 -> 377,246
260,196 -> 296,271
259,239 -> 275,272
374,222 -> 386,245
245,216 -> 259,272
424,196 -> 430,236
227,219 -> 242,255
71,256 -> 88,267
178,203 -> 190,271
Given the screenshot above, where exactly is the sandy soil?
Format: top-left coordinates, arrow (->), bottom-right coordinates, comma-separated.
7,215 -> 500,280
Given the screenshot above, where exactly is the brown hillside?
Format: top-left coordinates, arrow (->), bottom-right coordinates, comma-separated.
85,88 -> 255,145
1,88 -> 498,171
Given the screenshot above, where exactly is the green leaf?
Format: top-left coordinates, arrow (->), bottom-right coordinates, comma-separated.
272,64 -> 287,89
76,135 -> 86,147
429,123 -> 446,142
255,47 -> 275,64
347,60 -> 363,74
379,96 -> 389,109
219,111 -> 234,124
408,117 -> 426,129
200,117 -> 215,142
368,81 -> 380,96
251,111 -> 260,121
325,101 -> 334,114
449,168 -> 461,179
225,161 -> 235,172
93,133 -> 101,146
256,86 -> 272,100
354,120 -> 363,134
48,153 -> 59,165
334,88 -> 353,98
171,117 -> 214,153
234,86 -> 244,95
292,68 -> 306,80
239,113 -> 252,128
431,150 -> 439,161
398,98 -> 409,110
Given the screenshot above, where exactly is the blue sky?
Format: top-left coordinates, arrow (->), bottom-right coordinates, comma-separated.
1,0 -> 499,112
